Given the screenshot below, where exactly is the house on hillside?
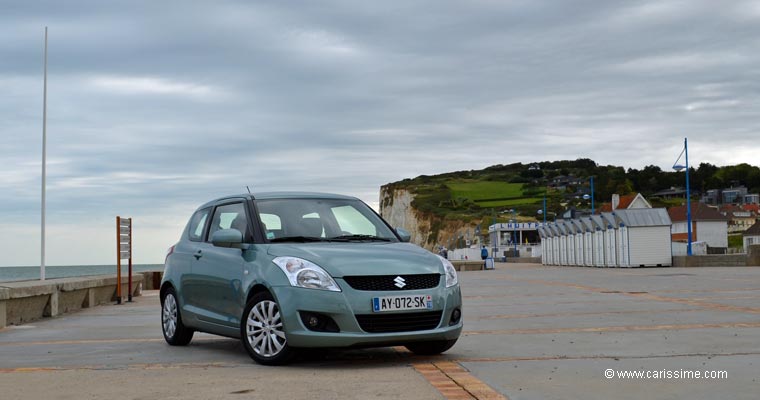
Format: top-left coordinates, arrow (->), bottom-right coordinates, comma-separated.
597,193 -> 652,213
668,202 -> 728,248
719,204 -> 757,233
743,222 -> 760,252
702,189 -> 720,205
722,186 -> 748,204
651,187 -> 686,200
701,186 -> 759,205
549,175 -> 584,191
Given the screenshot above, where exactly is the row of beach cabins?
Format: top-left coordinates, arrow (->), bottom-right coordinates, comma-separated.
537,208 -> 673,267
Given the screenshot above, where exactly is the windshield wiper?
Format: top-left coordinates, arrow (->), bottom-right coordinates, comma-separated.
268,236 -> 336,243
328,234 -> 391,242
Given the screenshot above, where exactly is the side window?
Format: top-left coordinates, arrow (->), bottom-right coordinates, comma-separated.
188,208 -> 211,242
207,202 -> 249,242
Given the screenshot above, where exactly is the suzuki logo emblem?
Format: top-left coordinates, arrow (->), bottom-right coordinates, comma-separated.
394,276 -> 406,288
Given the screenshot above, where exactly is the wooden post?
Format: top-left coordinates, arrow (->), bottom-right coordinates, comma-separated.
128,218 -> 133,302
117,217 -> 133,303
116,216 -> 122,304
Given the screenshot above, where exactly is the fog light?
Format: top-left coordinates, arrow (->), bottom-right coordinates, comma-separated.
449,308 -> 461,325
299,311 -> 340,333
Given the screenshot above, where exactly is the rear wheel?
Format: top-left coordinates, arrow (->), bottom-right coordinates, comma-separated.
241,291 -> 296,365
161,288 -> 194,346
405,339 -> 458,355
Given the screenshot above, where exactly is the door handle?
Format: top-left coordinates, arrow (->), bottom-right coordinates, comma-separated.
194,250 -> 203,260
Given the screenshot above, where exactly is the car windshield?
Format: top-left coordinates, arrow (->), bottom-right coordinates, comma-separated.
255,198 -> 398,243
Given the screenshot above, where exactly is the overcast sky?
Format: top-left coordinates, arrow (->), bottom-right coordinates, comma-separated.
2,0 -> 759,266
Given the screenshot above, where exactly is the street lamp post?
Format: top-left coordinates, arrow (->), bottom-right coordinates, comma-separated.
581,177 -> 595,214
492,212 -> 498,257
673,137 -> 692,256
509,209 -> 517,255
542,196 -> 547,223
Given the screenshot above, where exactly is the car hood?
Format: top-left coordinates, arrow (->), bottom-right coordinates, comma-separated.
266,242 -> 443,277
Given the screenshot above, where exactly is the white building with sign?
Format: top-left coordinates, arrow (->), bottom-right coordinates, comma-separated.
488,222 -> 544,259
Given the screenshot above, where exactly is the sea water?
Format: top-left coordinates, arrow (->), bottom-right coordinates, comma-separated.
0,264 -> 163,283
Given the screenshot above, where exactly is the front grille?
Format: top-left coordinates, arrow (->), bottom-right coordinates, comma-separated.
355,311 -> 443,333
343,274 -> 441,291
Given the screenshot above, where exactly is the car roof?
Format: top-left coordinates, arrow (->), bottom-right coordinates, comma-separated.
197,192 -> 359,209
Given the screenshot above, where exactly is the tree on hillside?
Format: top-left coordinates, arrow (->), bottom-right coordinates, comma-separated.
693,162 -> 719,193
628,165 -> 663,194
716,163 -> 760,191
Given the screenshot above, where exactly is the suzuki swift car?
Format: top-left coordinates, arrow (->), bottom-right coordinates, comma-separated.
160,192 -> 462,365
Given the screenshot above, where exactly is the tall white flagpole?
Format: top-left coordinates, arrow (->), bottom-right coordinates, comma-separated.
41,27 -> 48,281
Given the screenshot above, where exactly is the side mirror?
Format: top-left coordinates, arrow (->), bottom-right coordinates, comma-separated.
396,227 -> 412,243
211,229 -> 246,249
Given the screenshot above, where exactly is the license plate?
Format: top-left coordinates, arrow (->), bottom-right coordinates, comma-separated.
372,294 -> 433,312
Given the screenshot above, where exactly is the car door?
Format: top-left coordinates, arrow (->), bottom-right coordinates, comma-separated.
177,206 -> 212,318
190,201 -> 248,328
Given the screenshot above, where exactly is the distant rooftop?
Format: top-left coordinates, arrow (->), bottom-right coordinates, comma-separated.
668,202 -> 728,222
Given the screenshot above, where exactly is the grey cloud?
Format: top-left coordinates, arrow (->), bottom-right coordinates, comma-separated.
1,0 -> 759,265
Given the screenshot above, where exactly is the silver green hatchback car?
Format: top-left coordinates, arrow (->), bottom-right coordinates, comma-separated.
161,192 -> 462,365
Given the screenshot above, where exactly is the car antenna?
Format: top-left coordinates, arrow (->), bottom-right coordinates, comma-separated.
246,185 -> 255,199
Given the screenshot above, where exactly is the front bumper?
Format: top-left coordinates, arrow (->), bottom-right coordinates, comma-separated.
270,280 -> 463,348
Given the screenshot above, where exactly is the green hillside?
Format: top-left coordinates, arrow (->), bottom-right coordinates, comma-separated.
381,158 -> 760,222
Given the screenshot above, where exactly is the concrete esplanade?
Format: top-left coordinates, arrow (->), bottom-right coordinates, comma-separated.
2,263 -> 760,399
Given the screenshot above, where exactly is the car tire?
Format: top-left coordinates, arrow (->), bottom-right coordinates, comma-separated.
405,339 -> 458,355
241,291 -> 296,365
161,288 -> 194,346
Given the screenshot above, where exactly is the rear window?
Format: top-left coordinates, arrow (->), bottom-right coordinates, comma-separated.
188,208 -> 211,242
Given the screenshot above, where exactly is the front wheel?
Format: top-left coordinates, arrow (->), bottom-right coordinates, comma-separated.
405,339 -> 458,355
241,292 -> 296,365
161,288 -> 194,346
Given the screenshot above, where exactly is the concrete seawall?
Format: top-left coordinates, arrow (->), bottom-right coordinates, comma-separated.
0,271 -> 162,328
672,245 -> 760,268
672,254 -> 748,268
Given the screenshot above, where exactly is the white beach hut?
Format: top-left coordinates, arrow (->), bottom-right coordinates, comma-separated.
570,219 -> 586,266
538,226 -> 550,265
580,217 -> 595,266
589,215 -> 606,267
556,222 -> 568,266
601,213 -> 618,267
560,220 -> 576,266
552,222 -> 562,265
613,208 -> 673,267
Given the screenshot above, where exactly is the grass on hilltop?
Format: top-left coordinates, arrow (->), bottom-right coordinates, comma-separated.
447,181 -> 542,208
447,181 -> 524,200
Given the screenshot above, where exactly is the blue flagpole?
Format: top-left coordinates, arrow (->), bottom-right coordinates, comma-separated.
590,176 -> 595,214
685,137 -> 692,256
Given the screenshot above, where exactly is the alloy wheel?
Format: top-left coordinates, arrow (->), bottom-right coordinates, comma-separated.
245,300 -> 286,357
162,293 -> 178,339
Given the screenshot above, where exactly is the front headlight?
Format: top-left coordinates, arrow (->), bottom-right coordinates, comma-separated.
272,256 -> 341,292
437,255 -> 458,288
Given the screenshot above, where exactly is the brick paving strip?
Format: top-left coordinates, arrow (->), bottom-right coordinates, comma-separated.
412,361 -> 508,400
